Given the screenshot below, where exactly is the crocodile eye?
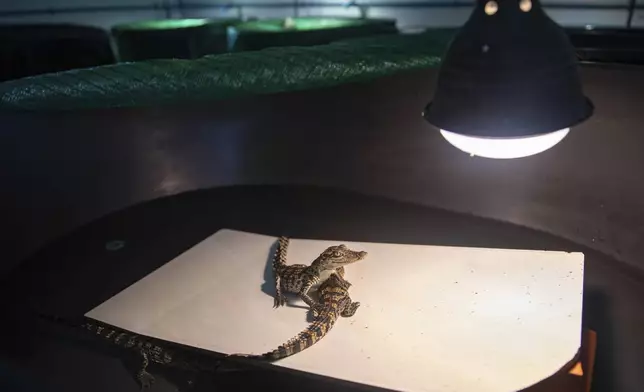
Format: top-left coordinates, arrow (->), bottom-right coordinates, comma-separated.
332,251 -> 341,257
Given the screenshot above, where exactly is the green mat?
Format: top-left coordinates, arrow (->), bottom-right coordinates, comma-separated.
230,17 -> 398,52
111,18 -> 238,62
0,30 -> 455,111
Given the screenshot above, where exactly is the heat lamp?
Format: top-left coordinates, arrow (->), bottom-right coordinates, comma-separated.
424,0 -> 593,159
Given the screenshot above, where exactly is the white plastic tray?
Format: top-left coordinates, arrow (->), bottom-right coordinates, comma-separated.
87,229 -> 584,392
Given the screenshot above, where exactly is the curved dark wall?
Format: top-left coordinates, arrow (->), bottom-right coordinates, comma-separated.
2,64 -> 644,275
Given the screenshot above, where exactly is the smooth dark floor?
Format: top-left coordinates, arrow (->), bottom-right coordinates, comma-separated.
1,185 -> 643,391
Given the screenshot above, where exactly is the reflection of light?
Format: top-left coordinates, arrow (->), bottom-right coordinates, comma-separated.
440,128 -> 570,159
226,26 -> 238,51
283,17 -> 296,29
585,24 -> 594,30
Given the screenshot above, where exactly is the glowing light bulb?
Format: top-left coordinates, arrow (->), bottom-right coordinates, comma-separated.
439,128 -> 570,159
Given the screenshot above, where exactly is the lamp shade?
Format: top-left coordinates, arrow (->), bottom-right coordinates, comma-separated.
424,0 -> 593,143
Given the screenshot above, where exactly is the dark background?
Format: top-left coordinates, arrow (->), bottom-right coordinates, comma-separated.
2,2 -> 644,388
3,66 -> 644,276
2,63 -> 644,390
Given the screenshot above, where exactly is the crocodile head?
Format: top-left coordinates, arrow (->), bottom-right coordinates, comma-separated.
311,244 -> 367,272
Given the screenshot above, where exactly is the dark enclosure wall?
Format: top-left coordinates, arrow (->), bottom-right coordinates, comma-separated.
2,64 -> 644,278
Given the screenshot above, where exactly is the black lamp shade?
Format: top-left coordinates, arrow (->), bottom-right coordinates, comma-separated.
424,0 -> 593,138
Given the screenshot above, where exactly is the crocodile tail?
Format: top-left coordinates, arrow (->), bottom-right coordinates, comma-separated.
272,236 -> 289,274
261,308 -> 339,361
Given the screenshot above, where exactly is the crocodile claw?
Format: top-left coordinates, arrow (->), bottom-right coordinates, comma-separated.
342,302 -> 360,317
311,304 -> 325,319
273,294 -> 287,308
137,370 -> 155,390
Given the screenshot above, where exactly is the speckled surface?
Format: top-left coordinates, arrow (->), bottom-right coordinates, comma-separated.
87,229 -> 584,392
1,186 -> 643,391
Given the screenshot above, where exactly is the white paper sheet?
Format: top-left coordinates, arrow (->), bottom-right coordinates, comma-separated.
87,229 -> 584,392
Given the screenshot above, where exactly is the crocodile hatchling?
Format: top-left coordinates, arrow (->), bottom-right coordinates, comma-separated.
271,236 -> 367,315
236,271 -> 360,360
38,314 -> 222,390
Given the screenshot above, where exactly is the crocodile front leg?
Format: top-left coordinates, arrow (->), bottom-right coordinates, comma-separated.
136,349 -> 155,390
299,278 -> 324,317
336,266 -> 346,279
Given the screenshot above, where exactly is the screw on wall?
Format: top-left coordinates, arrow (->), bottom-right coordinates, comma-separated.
105,240 -> 126,251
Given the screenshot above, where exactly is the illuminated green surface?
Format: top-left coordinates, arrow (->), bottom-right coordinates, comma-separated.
114,19 -> 213,31
0,31 -> 446,110
111,18 -> 238,61
236,18 -> 361,32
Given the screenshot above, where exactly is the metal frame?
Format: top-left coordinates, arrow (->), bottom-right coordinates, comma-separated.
0,1 -> 636,16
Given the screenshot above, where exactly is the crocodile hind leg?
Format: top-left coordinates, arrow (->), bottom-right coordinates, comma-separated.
136,349 -> 155,390
273,274 -> 286,308
272,252 -> 284,308
341,302 -> 361,318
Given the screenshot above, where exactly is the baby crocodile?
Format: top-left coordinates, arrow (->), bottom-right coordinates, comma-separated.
38,314 -> 220,390
241,272 -> 359,360
272,236 -> 366,315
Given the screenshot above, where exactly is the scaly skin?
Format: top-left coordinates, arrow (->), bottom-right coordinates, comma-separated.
38,314 -> 218,390
272,236 -> 366,314
241,272 -> 359,361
